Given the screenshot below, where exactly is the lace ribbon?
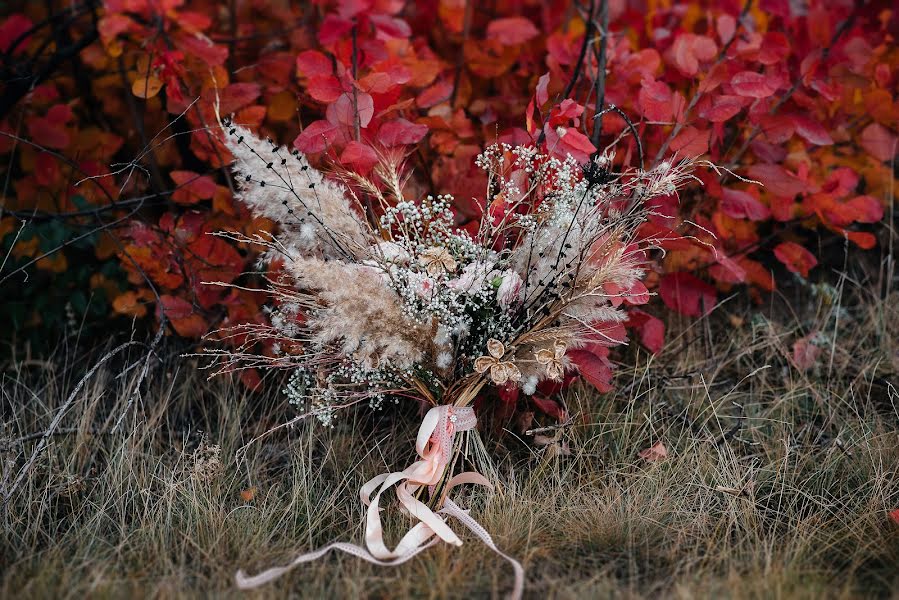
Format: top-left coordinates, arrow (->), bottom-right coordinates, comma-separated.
235,405 -> 523,599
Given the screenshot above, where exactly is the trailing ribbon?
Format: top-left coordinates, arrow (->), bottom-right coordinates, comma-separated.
235,405 -> 524,599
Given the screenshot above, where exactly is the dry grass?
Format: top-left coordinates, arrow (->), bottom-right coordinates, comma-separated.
2,285 -> 898,599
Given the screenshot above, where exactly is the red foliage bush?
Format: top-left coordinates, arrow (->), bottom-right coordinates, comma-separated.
0,1 -> 895,378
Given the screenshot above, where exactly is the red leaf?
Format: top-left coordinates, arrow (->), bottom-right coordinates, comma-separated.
337,0 -> 374,19
628,309 -> 665,354
700,95 -> 746,122
34,152 -> 59,186
240,369 -> 263,392
307,75 -> 343,103
557,128 -> 595,163
173,32 -> 227,66
889,509 -> 899,526
670,126 -> 709,157
583,321 -> 627,348
27,104 -> 72,149
158,295 -> 208,337
843,195 -> 883,223
860,123 -> 898,162
170,171 -> 217,204
0,14 -> 33,54
531,396 -> 566,420
709,253 -> 747,284
792,334 -> 821,371
792,115 -> 833,146
535,72 -> 550,106
741,258 -> 776,291
754,114 -> 795,144
773,241 -> 817,277
318,15 -> 354,45
339,141 -> 378,173
295,50 -> 333,78
293,120 -> 341,153
670,33 -> 717,76
731,71 -> 778,98
757,32 -> 791,65
358,71 -> 394,94
567,349 -> 613,393
747,164 -> 807,198
721,188 -> 771,221
378,118 -> 427,146
659,272 -> 716,317
638,441 -> 668,462
326,91 -> 374,129
417,80 -> 453,108
370,15 -> 412,39
844,231 -> 876,250
486,17 -> 539,46
217,83 -> 261,114
638,79 -> 673,122
717,15 -> 735,44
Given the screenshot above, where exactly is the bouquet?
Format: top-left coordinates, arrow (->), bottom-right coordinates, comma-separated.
209,120 -> 697,596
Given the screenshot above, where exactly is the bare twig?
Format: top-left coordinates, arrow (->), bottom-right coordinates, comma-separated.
351,25 -> 361,142
590,0 -> 609,148
537,0 -> 595,146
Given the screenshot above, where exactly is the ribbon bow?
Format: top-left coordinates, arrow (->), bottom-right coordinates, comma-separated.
236,405 -> 523,599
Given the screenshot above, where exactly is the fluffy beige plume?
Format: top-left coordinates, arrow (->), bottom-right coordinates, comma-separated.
224,126 -> 373,259
284,256 -> 429,370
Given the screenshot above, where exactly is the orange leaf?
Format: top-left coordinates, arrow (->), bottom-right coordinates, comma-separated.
773,241 -> 817,277
132,74 -> 163,99
267,90 -> 297,122
112,291 -> 148,318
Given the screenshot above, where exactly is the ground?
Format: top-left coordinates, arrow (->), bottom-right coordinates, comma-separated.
2,282 -> 898,599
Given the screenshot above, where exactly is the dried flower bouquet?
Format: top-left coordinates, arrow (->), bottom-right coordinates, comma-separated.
208,120 -> 698,594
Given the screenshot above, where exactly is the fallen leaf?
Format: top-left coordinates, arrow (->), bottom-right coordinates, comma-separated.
639,441 -> 668,462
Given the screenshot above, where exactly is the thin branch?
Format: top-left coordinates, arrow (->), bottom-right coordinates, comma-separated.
590,0 -> 609,148
351,24 -> 361,142
537,0 -> 595,146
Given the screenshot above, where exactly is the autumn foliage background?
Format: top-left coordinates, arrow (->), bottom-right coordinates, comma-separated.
0,0 -> 896,387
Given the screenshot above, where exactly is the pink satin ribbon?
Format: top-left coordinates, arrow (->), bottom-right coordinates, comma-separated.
235,405 -> 524,599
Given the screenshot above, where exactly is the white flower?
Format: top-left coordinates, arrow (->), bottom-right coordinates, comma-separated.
406,271 -> 436,299
496,270 -> 523,308
447,261 -> 498,295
